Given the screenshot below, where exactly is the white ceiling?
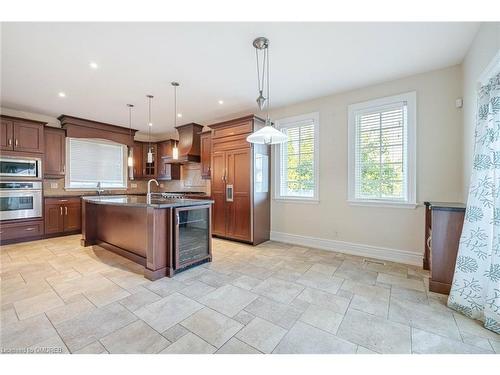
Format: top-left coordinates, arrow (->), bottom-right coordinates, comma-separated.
1,22 -> 479,135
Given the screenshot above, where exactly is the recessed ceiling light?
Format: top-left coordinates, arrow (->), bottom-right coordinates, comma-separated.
177,113 -> 182,118
148,122 -> 153,127
89,62 -> 98,69
218,100 -> 224,105
58,92 -> 66,98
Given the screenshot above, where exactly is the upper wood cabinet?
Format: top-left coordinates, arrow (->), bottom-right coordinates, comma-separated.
44,127 -> 66,178
1,115 -> 45,153
200,131 -> 212,179
142,143 -> 157,178
130,142 -> 143,179
156,139 -> 181,180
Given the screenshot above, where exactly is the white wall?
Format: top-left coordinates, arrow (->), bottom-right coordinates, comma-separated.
270,65 -> 464,263
462,23 -> 500,197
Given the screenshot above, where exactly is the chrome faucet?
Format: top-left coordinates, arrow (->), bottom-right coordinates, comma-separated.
96,182 -> 105,195
147,179 -> 159,204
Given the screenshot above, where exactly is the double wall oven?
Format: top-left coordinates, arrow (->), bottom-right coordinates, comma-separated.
0,156 -> 43,221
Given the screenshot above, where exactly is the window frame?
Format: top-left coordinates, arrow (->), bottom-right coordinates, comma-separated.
65,137 -> 128,191
347,91 -> 417,208
274,112 -> 320,203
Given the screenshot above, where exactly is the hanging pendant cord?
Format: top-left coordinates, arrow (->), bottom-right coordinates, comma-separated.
266,46 -> 270,124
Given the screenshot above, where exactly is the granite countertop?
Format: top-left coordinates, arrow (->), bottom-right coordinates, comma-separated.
82,195 -> 214,208
424,201 -> 466,211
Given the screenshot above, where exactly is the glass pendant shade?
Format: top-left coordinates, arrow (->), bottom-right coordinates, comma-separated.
147,148 -> 153,163
172,144 -> 179,160
246,125 -> 288,145
127,150 -> 134,167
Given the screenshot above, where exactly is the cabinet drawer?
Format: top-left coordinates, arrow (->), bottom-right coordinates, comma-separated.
45,197 -> 81,205
212,121 -> 252,139
0,220 -> 44,241
212,134 -> 250,151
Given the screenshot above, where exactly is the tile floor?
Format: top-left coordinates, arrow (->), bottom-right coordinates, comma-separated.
1,235 -> 499,354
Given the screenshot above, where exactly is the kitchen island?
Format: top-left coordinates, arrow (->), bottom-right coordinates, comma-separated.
81,195 -> 213,280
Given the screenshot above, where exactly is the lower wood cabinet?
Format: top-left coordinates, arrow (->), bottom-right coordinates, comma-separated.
44,197 -> 81,235
0,219 -> 44,244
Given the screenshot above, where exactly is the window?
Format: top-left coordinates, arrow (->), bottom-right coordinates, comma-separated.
348,92 -> 416,207
275,112 -> 319,201
66,138 -> 127,190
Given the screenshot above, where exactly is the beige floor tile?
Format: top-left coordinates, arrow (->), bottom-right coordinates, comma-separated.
350,294 -> 389,318
160,332 -> 216,354
54,303 -> 137,352
162,324 -> 189,343
296,270 -> 344,294
235,317 -> 287,353
252,277 -> 304,304
274,321 -> 357,354
390,286 -> 428,304
299,304 -> 344,334
459,332 -> 496,351
100,320 -> 170,353
337,309 -> 411,354
178,281 -> 216,299
453,312 -> 500,340
29,335 -> 69,354
135,292 -> 203,332
216,337 -> 262,354
412,328 -> 493,354
296,287 -> 350,315
356,346 -> 379,354
1,307 -> 19,325
83,283 -> 131,307
244,296 -> 301,329
376,273 -> 425,292
195,269 -> 237,287
74,341 -> 108,354
46,295 -> 96,325
181,307 -> 243,348
199,285 -> 258,317
145,278 -> 188,297
308,263 -> 340,276
14,290 -> 65,320
389,298 -> 461,340
118,288 -> 161,312
233,310 -> 256,326
1,314 -> 58,349
490,339 -> 500,353
334,261 -> 378,285
231,275 -> 262,290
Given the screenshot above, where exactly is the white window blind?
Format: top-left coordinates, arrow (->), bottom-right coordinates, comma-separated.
276,113 -> 319,200
66,138 -> 127,189
348,91 -> 416,207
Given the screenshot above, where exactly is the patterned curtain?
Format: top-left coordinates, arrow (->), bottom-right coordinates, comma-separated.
448,72 -> 500,334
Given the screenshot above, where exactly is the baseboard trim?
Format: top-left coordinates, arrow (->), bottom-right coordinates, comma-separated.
270,231 -> 422,267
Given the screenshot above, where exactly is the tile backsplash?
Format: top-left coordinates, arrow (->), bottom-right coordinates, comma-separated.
44,163 -> 210,196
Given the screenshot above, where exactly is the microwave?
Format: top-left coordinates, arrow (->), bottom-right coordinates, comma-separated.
0,156 -> 42,179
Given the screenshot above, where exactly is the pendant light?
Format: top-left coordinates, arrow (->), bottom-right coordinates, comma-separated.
127,104 -> 134,168
171,82 -> 180,160
146,94 -> 154,163
246,37 -> 288,145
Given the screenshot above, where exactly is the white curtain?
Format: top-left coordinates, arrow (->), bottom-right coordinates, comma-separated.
448,72 -> 500,334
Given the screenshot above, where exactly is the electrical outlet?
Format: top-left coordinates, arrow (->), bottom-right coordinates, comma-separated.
130,183 -> 137,188
160,183 -> 164,188
50,182 -> 58,189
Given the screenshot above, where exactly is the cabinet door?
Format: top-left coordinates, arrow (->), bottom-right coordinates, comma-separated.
158,160 -> 180,180
131,142 -> 143,179
44,128 -> 66,177
1,118 -> 14,150
45,203 -> 64,234
143,143 -> 157,178
200,132 -> 212,179
13,121 -> 44,153
64,203 -> 81,232
225,148 -> 251,241
211,151 -> 226,236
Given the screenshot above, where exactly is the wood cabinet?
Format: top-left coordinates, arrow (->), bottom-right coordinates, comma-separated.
44,127 -> 66,178
424,201 -> 466,295
44,197 -> 81,235
0,219 -> 44,244
142,143 -> 157,178
200,131 -> 212,179
1,115 -> 45,153
208,115 -> 270,245
130,142 -> 143,179
157,140 -> 181,180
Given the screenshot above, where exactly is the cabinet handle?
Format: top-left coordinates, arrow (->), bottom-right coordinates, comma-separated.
60,207 -> 63,215
15,139 -> 18,146
25,227 -> 35,231
65,207 -> 68,215
426,234 -> 432,250
59,199 -> 68,202
8,139 -> 12,146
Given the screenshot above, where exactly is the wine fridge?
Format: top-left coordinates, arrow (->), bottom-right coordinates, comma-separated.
173,204 -> 212,271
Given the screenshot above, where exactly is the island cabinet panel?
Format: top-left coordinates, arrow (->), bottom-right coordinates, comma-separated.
424,202 -> 466,295
44,197 -> 81,236
1,115 -> 45,153
44,127 -> 66,178
200,132 -> 212,179
208,115 -> 270,245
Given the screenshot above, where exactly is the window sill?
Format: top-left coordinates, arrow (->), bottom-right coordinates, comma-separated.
347,199 -> 418,209
274,198 -> 320,205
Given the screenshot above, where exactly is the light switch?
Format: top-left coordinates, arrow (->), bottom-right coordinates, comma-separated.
130,183 -> 137,188
50,182 -> 58,189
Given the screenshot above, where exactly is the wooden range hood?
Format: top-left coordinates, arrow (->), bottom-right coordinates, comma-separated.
165,123 -> 204,164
